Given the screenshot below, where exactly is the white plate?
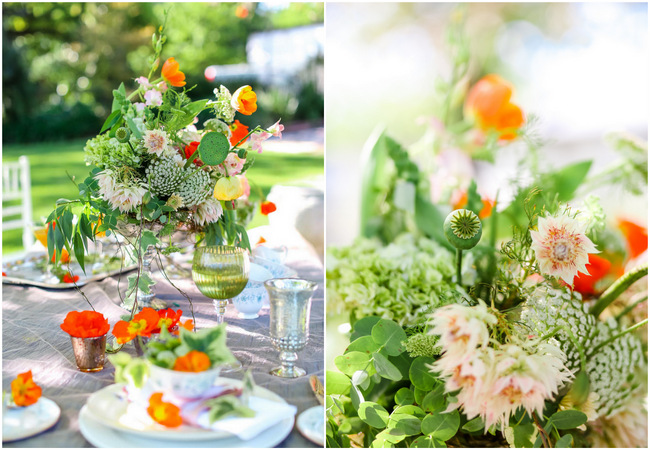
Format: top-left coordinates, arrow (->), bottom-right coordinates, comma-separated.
79,404 -> 294,448
83,379 -> 290,442
297,405 -> 324,447
2,397 -> 61,443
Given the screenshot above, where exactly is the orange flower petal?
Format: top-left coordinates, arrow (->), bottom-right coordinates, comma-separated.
260,201 -> 277,216
147,392 -> 183,427
161,57 -> 186,87
173,350 -> 211,373
572,254 -> 612,296
11,370 -> 42,407
618,218 -> 648,259
112,320 -> 135,344
233,86 -> 257,115
61,310 -> 110,338
229,120 -> 249,146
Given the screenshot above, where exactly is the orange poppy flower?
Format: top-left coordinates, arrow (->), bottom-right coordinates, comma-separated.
153,308 -> 183,334
11,370 -> 42,407
231,86 -> 257,115
61,272 -> 80,284
451,191 -> 494,220
618,218 -> 648,259
161,57 -> 186,87
464,74 -> 525,141
172,350 -> 211,373
260,201 -> 277,216
572,254 -> 612,296
173,319 -> 194,335
147,393 -> 183,427
257,236 -> 267,245
229,120 -> 249,146
60,310 -> 110,338
112,307 -> 160,344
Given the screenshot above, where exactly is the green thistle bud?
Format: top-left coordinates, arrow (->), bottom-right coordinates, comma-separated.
444,209 -> 482,250
115,127 -> 131,143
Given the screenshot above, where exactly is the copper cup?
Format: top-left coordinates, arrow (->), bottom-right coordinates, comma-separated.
70,335 -> 106,372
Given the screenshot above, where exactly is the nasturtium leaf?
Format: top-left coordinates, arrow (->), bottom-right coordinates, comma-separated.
358,402 -> 389,429
346,335 -> 381,355
335,351 -> 375,377
555,434 -> 573,448
421,410 -> 460,441
394,388 -> 415,406
371,319 -> 407,356
411,436 -> 447,448
409,356 -> 437,390
548,410 -> 588,430
325,370 -> 351,396
373,352 -> 403,381
462,416 -> 485,433
387,413 -> 421,436
351,316 -> 382,341
392,405 -> 425,418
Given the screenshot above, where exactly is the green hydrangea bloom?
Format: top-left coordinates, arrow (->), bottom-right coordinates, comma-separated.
84,133 -> 146,169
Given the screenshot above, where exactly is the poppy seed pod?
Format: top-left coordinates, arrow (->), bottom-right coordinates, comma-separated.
444,209 -> 482,250
115,127 -> 131,143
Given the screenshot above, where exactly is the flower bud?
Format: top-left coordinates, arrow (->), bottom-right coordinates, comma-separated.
444,209 -> 482,250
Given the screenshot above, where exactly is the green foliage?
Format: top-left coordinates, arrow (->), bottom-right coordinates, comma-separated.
204,395 -> 255,424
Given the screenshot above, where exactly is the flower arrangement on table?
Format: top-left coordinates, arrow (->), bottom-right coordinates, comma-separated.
326,14 -> 647,449
43,18 -> 282,310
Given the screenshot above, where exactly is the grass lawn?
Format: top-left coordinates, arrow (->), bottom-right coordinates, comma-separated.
2,138 -> 323,255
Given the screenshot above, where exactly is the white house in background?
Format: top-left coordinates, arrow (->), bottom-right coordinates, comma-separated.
204,24 -> 324,89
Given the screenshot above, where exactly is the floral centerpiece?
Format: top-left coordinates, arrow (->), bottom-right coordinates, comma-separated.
44,18 -> 282,310
326,14 -> 647,449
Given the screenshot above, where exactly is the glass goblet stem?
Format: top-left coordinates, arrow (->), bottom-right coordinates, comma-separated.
213,299 -> 228,325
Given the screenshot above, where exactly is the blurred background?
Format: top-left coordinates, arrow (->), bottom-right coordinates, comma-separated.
326,2 -> 648,246
2,2 -> 324,255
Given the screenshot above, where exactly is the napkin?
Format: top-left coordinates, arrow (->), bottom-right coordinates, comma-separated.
189,396 -> 297,441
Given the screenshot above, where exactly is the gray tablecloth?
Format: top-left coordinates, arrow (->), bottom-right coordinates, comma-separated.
2,227 -> 324,448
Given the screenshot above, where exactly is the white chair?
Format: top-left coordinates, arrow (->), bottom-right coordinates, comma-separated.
3,155 -> 34,250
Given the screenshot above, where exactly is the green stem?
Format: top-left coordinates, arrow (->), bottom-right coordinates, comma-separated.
591,319 -> 648,354
456,248 -> 463,286
232,126 -> 263,150
590,264 -> 648,317
615,295 -> 648,322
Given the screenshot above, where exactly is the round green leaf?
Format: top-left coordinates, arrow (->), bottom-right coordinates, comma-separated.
351,316 -> 382,341
358,402 -> 389,429
409,356 -> 438,390
371,319 -> 407,356
325,370 -> 351,395
198,132 -> 230,165
373,352 -> 403,381
421,385 -> 446,412
393,405 -> 425,418
394,388 -> 415,406
346,335 -> 381,355
555,434 -> 573,448
387,413 -> 421,436
549,409 -> 588,430
375,428 -> 407,444
411,436 -> 447,448
421,410 -> 460,441
335,351 -> 375,376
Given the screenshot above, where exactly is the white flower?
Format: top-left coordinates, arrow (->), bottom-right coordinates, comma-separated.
108,182 -> 146,213
135,76 -> 151,88
530,213 -> 599,285
193,197 -> 223,226
589,397 -> 648,448
95,169 -> 116,200
213,85 -> 236,123
429,301 -> 497,361
133,102 -> 146,113
143,129 -> 169,156
144,89 -> 163,107
250,131 -> 271,153
267,119 -> 284,138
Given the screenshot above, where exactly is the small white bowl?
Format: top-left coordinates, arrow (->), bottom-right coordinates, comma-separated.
147,364 -> 222,398
233,283 -> 266,319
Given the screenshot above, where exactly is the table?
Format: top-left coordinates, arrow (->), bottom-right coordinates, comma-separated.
2,226 -> 324,448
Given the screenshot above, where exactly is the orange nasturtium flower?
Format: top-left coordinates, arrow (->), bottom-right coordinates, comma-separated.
112,307 -> 160,344
229,120 -> 250,146
617,218 -> 648,259
464,74 -> 525,141
61,310 -> 110,338
147,392 -> 183,428
161,57 -> 186,87
572,254 -> 612,296
172,350 -> 211,373
451,191 -> 495,220
260,201 -> 277,216
11,370 -> 42,407
153,308 -> 183,334
174,319 -> 194,335
231,85 -> 257,115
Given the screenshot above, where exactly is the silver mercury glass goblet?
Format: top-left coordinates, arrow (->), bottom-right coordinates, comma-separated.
265,278 -> 317,378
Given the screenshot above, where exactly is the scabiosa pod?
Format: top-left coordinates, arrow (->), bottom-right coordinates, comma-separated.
444,209 -> 483,250
530,212 -> 598,285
